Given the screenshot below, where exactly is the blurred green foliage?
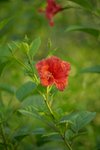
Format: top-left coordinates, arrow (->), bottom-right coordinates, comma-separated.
0,0 -> 100,150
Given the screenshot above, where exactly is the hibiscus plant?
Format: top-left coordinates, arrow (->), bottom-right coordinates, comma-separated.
0,0 -> 99,149
2,37 -> 95,150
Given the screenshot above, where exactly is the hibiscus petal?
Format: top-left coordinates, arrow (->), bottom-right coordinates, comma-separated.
55,81 -> 66,91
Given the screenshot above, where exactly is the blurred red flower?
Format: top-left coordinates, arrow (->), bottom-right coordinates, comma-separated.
36,56 -> 70,91
39,0 -> 63,26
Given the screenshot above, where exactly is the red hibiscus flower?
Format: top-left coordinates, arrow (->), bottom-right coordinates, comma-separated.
36,56 -> 70,91
39,0 -> 63,26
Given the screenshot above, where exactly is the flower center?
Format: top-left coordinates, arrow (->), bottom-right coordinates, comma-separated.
47,72 -> 53,79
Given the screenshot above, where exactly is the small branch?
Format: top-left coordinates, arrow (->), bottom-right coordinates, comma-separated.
62,134 -> 72,150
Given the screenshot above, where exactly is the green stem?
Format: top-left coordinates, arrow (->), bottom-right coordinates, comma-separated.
0,124 -> 8,150
26,53 -> 39,84
62,134 -> 72,150
44,87 -> 55,120
13,56 -> 30,71
33,74 -> 39,85
26,53 -> 34,72
45,99 -> 55,120
64,139 -> 72,150
44,87 -> 72,150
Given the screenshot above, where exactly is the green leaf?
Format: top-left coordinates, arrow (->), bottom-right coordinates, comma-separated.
72,111 -> 96,132
61,111 -> 96,132
13,126 -> 31,141
68,0 -> 93,11
0,83 -> 16,94
13,126 -> 45,142
34,84 -> 46,94
0,45 -> 11,58
0,18 -> 10,30
32,128 -> 46,135
19,95 -> 46,120
65,129 -> 75,141
16,81 -> 37,101
20,42 -> 29,54
65,129 -> 86,141
8,41 -> 20,52
81,65 -> 100,73
19,106 -> 43,120
43,132 -> 62,141
29,37 -> 41,58
66,25 -> 100,38
21,95 -> 45,109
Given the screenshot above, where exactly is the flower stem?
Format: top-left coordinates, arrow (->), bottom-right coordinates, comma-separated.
44,87 -> 72,150
44,87 -> 55,120
45,98 -> 55,120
